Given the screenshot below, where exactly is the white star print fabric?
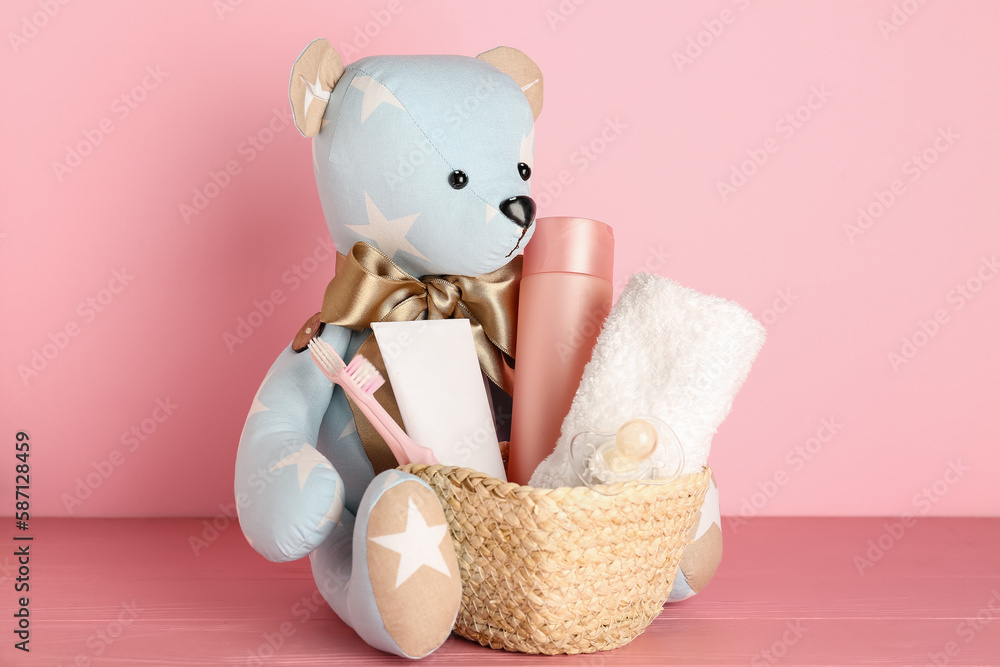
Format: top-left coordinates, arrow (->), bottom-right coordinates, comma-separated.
270,443 -> 334,491
345,193 -> 426,262
349,75 -> 405,122
369,498 -> 452,587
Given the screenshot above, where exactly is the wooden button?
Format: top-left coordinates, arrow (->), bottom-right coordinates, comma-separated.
291,312 -> 325,352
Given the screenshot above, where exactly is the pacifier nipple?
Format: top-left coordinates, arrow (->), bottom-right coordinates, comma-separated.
602,419 -> 658,473
568,415 -> 685,494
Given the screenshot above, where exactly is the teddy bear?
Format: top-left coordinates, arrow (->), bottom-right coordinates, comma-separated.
234,39 -> 543,659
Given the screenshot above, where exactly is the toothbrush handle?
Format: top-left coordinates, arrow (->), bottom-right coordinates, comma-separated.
353,389 -> 439,467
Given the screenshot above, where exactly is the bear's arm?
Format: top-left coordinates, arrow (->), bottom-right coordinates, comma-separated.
233,324 -> 352,562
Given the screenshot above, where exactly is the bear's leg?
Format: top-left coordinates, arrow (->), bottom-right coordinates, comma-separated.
311,470 -> 462,658
309,510 -> 356,626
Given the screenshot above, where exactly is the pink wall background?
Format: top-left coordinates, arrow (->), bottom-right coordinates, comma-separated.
3,0 -> 997,518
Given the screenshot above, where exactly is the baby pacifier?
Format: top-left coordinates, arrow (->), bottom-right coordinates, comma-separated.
569,416 -> 685,495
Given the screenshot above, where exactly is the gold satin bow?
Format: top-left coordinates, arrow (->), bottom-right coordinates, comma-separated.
320,242 -> 520,474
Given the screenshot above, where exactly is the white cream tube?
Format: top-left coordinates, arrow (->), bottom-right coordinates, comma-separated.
371,319 -> 506,481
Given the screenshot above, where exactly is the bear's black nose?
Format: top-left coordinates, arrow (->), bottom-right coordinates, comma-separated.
500,196 -> 536,229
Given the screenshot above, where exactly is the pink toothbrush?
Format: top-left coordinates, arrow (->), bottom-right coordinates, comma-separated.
307,337 -> 439,466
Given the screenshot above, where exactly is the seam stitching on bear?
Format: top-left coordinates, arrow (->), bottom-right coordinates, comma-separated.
345,65 -> 499,213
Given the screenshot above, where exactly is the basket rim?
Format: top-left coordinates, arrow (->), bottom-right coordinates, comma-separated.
399,463 -> 712,501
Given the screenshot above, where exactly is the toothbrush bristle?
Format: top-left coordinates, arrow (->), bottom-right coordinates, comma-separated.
346,355 -> 385,394
308,340 -> 384,394
307,338 -> 345,377
345,356 -> 363,374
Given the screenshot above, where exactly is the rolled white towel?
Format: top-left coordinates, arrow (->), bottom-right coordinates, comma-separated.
529,272 -> 766,488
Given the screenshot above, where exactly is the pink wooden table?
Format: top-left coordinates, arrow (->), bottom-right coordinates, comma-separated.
4,517 -> 998,665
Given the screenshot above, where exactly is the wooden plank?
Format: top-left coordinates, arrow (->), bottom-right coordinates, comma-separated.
3,517 -> 997,665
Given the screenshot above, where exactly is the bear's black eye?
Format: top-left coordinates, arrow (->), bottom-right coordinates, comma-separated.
448,170 -> 468,190
518,162 -> 531,181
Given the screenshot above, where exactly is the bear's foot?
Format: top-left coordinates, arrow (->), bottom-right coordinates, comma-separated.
312,470 -> 461,658
666,472 -> 723,602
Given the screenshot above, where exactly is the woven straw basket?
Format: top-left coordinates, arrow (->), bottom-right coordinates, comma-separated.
399,463 -> 712,655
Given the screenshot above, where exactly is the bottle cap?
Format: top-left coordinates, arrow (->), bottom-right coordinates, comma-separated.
522,217 -> 614,280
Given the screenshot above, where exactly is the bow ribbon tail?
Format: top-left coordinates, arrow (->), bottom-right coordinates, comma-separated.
463,312 -> 514,394
344,335 -> 406,475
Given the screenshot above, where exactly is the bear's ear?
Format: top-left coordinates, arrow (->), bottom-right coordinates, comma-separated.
476,46 -> 543,120
289,38 -> 345,137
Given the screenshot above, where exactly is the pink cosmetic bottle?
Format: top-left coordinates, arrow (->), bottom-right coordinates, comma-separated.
508,216 -> 615,486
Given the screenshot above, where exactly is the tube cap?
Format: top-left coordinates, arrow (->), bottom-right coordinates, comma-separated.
522,217 -> 615,280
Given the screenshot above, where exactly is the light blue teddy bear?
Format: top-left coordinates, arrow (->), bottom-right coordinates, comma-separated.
234,39 -> 542,658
